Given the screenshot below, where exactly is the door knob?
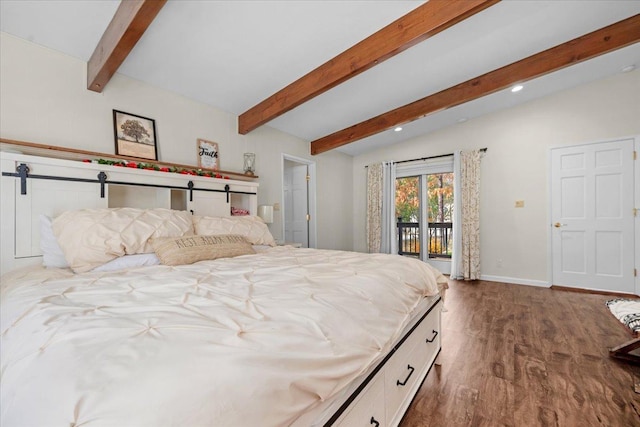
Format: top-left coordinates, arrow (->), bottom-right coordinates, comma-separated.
554,222 -> 567,228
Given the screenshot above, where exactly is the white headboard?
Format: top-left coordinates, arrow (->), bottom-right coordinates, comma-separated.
0,152 -> 259,274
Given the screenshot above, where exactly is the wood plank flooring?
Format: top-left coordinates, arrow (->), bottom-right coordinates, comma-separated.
400,280 -> 640,427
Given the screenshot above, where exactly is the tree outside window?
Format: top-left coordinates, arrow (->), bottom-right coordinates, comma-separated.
427,173 -> 453,223
396,177 -> 419,222
395,173 -> 454,257
395,174 -> 454,222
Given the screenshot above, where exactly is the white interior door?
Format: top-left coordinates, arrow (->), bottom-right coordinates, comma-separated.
551,139 -> 635,293
291,164 -> 309,247
284,167 -> 293,243
284,161 -> 309,247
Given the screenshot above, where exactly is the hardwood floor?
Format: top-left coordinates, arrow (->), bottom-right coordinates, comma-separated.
400,280 -> 640,427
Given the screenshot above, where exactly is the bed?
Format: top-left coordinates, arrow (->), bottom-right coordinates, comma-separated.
0,152 -> 447,426
606,298 -> 640,364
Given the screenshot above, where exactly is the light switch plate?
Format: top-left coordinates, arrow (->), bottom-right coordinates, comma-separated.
515,200 -> 525,208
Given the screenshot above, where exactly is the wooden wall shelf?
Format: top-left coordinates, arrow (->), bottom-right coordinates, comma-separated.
0,138 -> 258,180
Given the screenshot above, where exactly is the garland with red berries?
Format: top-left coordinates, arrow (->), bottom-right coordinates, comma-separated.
82,159 -> 231,179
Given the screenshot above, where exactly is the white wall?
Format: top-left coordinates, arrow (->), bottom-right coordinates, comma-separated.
0,32 -> 353,251
353,69 -> 640,285
316,151 -> 354,249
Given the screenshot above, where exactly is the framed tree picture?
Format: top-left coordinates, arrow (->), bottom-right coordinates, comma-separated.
113,110 -> 158,160
197,138 -> 220,170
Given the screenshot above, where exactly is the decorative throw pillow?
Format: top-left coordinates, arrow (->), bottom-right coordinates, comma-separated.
192,215 -> 276,246
52,208 -> 194,273
151,234 -> 255,266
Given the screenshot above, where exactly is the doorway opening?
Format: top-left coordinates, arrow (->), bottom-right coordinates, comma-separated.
282,154 -> 316,248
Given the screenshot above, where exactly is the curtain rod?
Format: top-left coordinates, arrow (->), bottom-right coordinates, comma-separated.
365,147 -> 487,168
396,147 -> 487,164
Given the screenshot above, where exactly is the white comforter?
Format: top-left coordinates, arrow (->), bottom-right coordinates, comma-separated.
1,247 -> 445,426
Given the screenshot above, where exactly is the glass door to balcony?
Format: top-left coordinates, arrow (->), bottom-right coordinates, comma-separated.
396,172 -> 453,273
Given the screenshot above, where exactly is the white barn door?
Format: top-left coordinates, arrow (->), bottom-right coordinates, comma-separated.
551,139 -> 635,293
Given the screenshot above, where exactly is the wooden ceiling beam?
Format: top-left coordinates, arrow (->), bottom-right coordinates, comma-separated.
311,14 -> 640,155
238,0 -> 500,134
87,0 -> 167,92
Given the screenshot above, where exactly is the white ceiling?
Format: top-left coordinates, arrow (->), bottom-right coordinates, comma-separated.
1,0 -> 639,156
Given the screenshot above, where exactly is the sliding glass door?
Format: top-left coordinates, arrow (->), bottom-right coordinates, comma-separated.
396,161 -> 454,273
396,176 -> 420,258
425,172 -> 453,273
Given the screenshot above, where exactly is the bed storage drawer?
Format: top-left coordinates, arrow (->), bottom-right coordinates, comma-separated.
413,300 -> 441,369
307,297 -> 442,427
384,323 -> 423,420
334,374 -> 385,427
385,299 -> 442,424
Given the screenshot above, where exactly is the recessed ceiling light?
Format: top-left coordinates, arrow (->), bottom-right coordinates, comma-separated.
511,85 -> 524,93
622,65 -> 636,73
394,127 -> 403,132
457,117 -> 468,123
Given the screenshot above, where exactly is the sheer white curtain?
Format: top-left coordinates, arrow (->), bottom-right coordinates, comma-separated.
380,161 -> 397,254
451,150 -> 482,280
451,151 -> 463,278
366,161 -> 397,254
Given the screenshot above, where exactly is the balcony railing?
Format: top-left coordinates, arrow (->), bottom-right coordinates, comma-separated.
397,221 -> 452,259
397,221 -> 420,257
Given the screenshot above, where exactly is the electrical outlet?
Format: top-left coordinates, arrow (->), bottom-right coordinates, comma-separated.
515,200 -> 525,208
496,258 -> 503,268
273,202 -> 280,211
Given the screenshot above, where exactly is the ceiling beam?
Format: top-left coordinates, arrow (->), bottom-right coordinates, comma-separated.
238,0 -> 500,135
311,14 -> 640,155
87,0 -> 167,92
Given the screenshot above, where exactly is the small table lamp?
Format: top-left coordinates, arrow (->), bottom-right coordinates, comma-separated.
257,205 -> 274,224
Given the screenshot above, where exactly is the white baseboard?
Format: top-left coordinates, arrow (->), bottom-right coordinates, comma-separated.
479,275 -> 550,288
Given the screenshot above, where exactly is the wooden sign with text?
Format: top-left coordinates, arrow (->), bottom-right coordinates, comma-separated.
197,139 -> 219,170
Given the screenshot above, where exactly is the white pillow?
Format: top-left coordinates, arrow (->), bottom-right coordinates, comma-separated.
53,208 -> 194,273
92,253 -> 160,272
39,215 -> 69,268
193,215 -> 276,246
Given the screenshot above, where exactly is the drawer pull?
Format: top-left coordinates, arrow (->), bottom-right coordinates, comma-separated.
396,364 -> 415,386
370,416 -> 380,426
426,329 -> 438,343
